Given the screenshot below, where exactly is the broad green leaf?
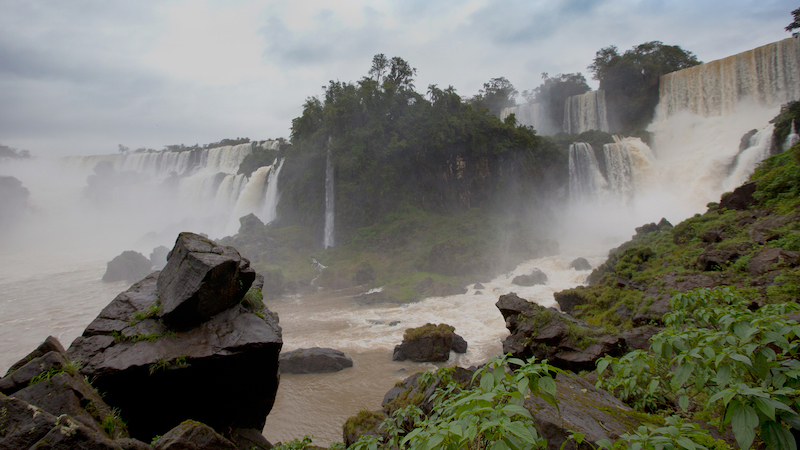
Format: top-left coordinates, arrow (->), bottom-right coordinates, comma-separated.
729,353 -> 752,366
538,376 -> 557,397
501,404 -> 532,419
676,437 -> 697,450
505,421 -> 535,442
480,372 -> 493,392
671,363 -> 693,391
678,394 -> 689,412
595,438 -> 613,448
426,432 -> 445,449
490,439 -> 510,450
761,420 -> 797,450
730,403 -> 758,450
754,396 -> 776,420
597,358 -> 611,375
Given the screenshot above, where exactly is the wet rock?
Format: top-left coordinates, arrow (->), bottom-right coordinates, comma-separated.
152,420 -> 236,450
525,374 -> 639,450
554,288 -> 589,314
0,394 -> 60,449
103,251 -> 153,283
67,233 -> 282,441
700,229 -> 724,243
280,348 -> 354,374
749,248 -> 800,275
749,215 -> 791,244
720,181 -> 757,210
496,293 -> 626,372
568,258 -> 592,271
622,325 -> 662,351
474,282 -> 485,289
156,232 -> 256,329
392,324 -> 466,362
4,335 -> 65,376
229,428 -> 271,450
512,268 -> 548,286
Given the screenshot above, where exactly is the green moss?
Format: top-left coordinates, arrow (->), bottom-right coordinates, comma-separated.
403,323 -> 454,341
129,301 -> 162,325
342,410 -> 384,437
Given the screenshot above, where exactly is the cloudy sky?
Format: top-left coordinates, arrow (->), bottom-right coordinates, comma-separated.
0,0 -> 795,157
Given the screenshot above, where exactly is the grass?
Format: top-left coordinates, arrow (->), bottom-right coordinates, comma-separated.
402,323 -> 455,341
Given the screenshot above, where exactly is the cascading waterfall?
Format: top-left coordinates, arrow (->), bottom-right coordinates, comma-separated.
785,121 -> 799,151
500,102 -> 560,135
563,90 -> 609,135
723,124 -> 775,191
261,158 -> 284,224
568,143 -> 606,202
647,36 -> 800,215
323,149 -> 335,249
602,141 -> 634,203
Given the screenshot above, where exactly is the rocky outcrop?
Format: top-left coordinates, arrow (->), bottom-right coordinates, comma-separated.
149,246 -> 169,269
748,247 -> 800,275
512,268 -> 548,286
103,251 -> 153,283
0,336 -> 142,449
568,258 -> 592,271
497,293 -> 626,372
720,181 -> 757,210
151,420 -> 236,450
525,374 -> 640,450
392,323 -> 468,362
280,348 -> 354,374
66,232 -> 282,443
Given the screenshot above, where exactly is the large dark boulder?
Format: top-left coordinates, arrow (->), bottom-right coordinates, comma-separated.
748,247 -> 800,275
568,258 -> 592,271
720,181 -> 757,210
151,420 -> 236,450
496,293 -> 626,372
392,324 -> 467,362
67,233 -> 282,442
155,232 -> 256,329
554,288 -> 590,314
525,374 -> 639,450
280,348 -> 354,374
512,268 -> 548,286
103,251 -> 153,283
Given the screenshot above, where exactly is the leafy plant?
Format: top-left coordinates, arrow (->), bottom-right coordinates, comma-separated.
350,354 -> 562,450
597,287 -> 800,449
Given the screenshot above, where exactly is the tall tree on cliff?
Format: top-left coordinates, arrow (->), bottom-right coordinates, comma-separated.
588,41 -> 700,132
523,73 -> 591,130
469,77 -> 519,118
787,7 -> 800,36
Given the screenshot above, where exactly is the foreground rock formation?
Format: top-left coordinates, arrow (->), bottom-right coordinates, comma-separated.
280,347 -> 354,374
2,232 -> 282,449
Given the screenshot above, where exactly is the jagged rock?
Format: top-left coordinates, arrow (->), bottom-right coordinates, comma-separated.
229,428 -> 271,450
29,414 -> 125,449
749,215 -> 791,244
657,217 -> 673,230
696,248 -> 742,271
152,420 -> 236,450
156,232 -> 256,329
568,258 -> 592,271
554,288 -> 589,314
720,181 -> 757,210
474,282 -> 485,289
237,213 -> 265,236
452,334 -> 468,354
748,248 -> 800,275
280,348 -> 354,374
149,246 -> 169,269
525,374 -> 639,450
103,251 -> 153,283
392,324 -> 466,362
700,229 -> 724,243
512,268 -> 548,286
0,394 -> 60,449
622,325 -> 662,351
496,293 -> 625,372
67,233 -> 282,441
4,335 -> 65,376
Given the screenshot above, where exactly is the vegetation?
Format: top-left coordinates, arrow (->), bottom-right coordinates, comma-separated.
468,76 -> 519,117
0,143 -> 31,159
522,72 -> 591,129
597,287 -> 800,449
588,41 -> 701,132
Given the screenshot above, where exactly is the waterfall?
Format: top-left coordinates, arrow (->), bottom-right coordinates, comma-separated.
323,149 -> 335,249
785,121 -> 799,151
723,124 -> 775,191
602,142 -> 634,203
500,102 -> 560,135
563,90 -> 609,135
657,37 -> 800,119
261,158 -> 284,224
568,143 -> 606,203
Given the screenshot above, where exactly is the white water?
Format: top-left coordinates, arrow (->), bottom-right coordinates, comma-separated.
563,90 -> 609,135
323,149 -> 335,249
785,121 -> 799,151
261,159 -> 285,225
568,142 -> 606,202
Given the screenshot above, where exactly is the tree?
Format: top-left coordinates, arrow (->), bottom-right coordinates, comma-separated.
470,77 -> 518,118
523,73 -> 590,129
787,7 -> 800,36
118,144 -> 130,154
369,53 -> 389,84
587,41 -> 700,131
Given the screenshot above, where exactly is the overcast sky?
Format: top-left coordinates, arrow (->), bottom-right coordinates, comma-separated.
0,0 -> 795,157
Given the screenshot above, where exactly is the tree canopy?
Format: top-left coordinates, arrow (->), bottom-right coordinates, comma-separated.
523,72 -> 591,130
588,41 -> 700,131
787,7 -> 800,36
468,77 -> 519,118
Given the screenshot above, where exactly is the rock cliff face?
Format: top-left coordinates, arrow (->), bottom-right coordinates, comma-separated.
66,232 -> 282,443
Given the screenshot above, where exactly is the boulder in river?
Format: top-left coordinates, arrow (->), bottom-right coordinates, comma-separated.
67,232 -> 282,442
568,257 -> 592,271
392,323 -> 467,362
511,268 -> 548,286
103,250 -> 153,283
280,348 -> 354,374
